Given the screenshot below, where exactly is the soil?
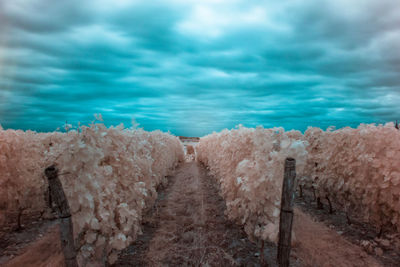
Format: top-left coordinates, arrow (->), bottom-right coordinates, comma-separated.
113,162 -> 271,266
295,188 -> 400,267
292,208 -> 382,267
0,220 -> 64,267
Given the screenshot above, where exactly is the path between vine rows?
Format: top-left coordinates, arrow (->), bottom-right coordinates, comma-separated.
114,161 -> 265,266
115,161 -> 381,267
3,161 -> 383,266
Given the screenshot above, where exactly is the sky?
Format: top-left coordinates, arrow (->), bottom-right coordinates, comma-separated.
0,0 -> 400,136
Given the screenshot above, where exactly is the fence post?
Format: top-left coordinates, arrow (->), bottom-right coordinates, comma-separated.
277,158 -> 296,267
45,165 -> 78,267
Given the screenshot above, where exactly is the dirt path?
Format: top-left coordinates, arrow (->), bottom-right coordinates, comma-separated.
293,208 -> 383,267
1,223 -> 64,267
295,191 -> 400,266
115,162 -> 264,266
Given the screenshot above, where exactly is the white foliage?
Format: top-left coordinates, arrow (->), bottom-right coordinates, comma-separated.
0,123 -> 184,265
196,126 -> 308,243
303,123 -> 400,231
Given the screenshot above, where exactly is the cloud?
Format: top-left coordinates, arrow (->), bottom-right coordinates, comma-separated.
1,0 -> 400,135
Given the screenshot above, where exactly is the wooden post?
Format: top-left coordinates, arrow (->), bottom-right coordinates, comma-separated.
277,158 -> 296,267
45,165 -> 78,267
260,240 -> 265,266
326,196 -> 333,214
16,206 -> 25,231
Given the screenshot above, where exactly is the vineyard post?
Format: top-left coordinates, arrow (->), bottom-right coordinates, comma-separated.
277,157 -> 296,267
45,165 -> 78,267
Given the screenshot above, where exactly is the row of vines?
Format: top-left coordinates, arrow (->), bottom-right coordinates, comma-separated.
0,122 -> 184,265
196,123 -> 400,245
2,122 -> 400,265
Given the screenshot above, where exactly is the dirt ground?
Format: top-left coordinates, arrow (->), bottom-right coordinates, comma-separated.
114,162 -> 271,266
0,221 -> 64,267
295,189 -> 400,267
292,208 -> 382,267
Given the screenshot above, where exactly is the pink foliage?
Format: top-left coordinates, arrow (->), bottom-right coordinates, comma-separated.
303,123 -> 400,232
0,123 -> 184,265
196,126 -> 308,243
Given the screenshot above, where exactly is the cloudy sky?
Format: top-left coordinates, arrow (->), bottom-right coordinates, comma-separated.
0,0 -> 399,136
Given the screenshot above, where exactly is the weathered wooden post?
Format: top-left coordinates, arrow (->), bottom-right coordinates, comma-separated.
45,165 -> 78,267
326,195 -> 333,214
277,157 -> 296,267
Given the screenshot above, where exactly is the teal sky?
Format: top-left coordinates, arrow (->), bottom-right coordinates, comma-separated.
1,0 -> 400,136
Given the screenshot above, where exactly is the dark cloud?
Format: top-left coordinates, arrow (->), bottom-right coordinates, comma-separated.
1,0 -> 400,135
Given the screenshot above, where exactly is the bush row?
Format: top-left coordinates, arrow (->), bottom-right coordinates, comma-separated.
0,123 -> 184,265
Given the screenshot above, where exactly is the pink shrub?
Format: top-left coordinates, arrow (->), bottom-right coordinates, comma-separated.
304,123 -> 400,232
0,123 -> 184,265
196,126 -> 308,243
